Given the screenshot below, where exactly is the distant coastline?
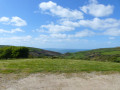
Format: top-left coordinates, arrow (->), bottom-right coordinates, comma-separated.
44,48 -> 90,54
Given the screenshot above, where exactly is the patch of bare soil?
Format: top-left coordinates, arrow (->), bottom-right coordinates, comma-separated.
1,73 -> 120,90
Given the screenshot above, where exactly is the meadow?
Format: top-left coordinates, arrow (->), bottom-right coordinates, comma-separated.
0,58 -> 120,74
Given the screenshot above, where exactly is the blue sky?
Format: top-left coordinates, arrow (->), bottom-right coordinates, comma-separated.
0,0 -> 120,49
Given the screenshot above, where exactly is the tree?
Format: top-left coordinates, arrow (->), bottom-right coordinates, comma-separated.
0,46 -> 29,59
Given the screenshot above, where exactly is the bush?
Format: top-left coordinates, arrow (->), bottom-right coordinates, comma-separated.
12,47 -> 29,58
0,46 -> 29,59
114,57 -> 120,63
0,47 -> 12,59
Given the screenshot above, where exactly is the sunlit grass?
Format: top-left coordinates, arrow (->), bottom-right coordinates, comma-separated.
102,51 -> 120,55
0,58 -> 120,74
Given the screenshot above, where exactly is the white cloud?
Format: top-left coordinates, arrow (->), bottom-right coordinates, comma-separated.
11,16 -> 27,26
0,28 -> 24,33
35,34 -> 88,43
35,34 -> 49,43
61,18 -> 120,30
74,30 -> 95,37
35,0 -> 119,44
80,0 -> 114,17
104,28 -> 120,36
0,35 -> 32,45
0,17 -> 9,22
78,18 -> 120,30
0,16 -> 27,26
10,28 -> 24,33
68,29 -> 95,38
10,35 -> 32,41
50,33 -> 67,38
39,17 -> 120,34
60,19 -> 80,27
41,23 -> 74,33
36,29 -> 94,41
39,1 -> 83,20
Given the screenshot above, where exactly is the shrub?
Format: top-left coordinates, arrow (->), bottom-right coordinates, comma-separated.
114,57 -> 120,63
0,46 -> 29,59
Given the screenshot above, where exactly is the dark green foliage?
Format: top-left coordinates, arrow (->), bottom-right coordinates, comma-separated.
12,47 -> 29,58
114,57 -> 120,63
0,45 -> 61,59
0,47 -> 12,59
0,46 -> 29,59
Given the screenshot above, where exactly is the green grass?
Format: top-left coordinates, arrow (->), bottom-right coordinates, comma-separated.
102,51 -> 120,55
0,58 -> 120,74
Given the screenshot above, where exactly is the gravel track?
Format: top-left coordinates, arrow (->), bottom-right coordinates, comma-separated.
0,73 -> 120,90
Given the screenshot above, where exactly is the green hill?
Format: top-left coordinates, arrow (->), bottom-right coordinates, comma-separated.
63,47 -> 120,62
0,45 -> 61,58
28,47 -> 61,58
1,45 -> 120,62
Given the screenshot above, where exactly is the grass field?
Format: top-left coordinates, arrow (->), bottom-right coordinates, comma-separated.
0,58 -> 120,74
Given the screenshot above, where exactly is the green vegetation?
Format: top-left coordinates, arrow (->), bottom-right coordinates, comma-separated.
102,51 -> 120,55
28,47 -> 61,58
0,46 -> 29,59
63,47 -> 120,62
0,58 -> 120,74
0,46 -> 120,74
0,45 -> 61,59
1,45 -> 120,63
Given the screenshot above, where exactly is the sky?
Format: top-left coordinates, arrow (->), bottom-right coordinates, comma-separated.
0,0 -> 120,49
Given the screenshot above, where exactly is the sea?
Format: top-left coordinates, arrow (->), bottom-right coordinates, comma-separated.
44,48 -> 89,54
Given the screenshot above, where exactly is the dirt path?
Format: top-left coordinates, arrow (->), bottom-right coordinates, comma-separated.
1,73 -> 120,90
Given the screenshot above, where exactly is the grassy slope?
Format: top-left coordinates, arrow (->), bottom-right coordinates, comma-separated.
0,58 -> 120,74
63,47 -> 120,62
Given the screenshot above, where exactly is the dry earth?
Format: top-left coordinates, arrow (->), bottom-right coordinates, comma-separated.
0,73 -> 120,90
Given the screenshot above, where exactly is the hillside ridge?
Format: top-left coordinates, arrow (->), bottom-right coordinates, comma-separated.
64,47 -> 120,62
0,45 -> 62,58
